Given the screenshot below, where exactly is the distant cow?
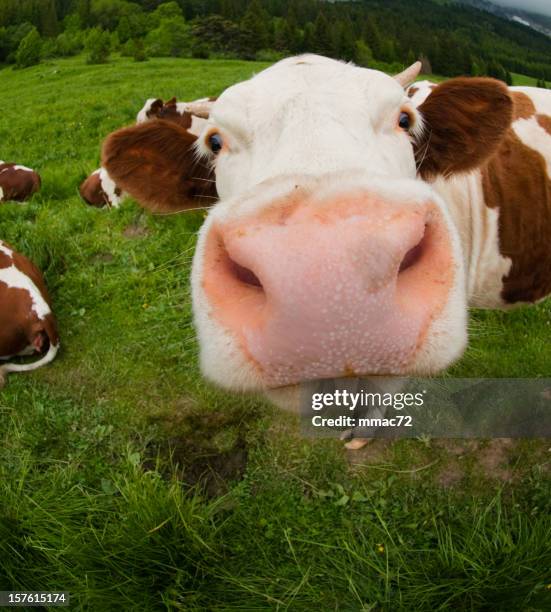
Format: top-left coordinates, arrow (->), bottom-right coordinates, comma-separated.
80,96 -> 212,208
103,54 -> 551,419
79,167 -> 123,208
0,241 -> 59,385
0,162 -> 41,203
407,80 -> 437,106
136,96 -> 212,136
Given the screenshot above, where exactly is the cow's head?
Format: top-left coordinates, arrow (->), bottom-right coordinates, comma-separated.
103,55 -> 513,396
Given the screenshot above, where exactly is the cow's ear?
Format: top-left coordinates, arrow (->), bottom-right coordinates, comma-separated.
102,120 -> 216,213
416,77 -> 513,179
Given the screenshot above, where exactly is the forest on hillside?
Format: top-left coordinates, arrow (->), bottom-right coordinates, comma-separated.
2,0 -> 551,82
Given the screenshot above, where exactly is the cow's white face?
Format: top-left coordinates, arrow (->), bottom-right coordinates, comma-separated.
103,55 -> 514,397
191,56 -> 468,392
199,56 -> 423,198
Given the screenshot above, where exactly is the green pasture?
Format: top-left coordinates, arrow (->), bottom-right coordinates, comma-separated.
0,55 -> 549,611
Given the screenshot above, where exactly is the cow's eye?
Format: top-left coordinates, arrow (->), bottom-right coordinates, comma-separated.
399,111 -> 411,131
208,133 -> 223,154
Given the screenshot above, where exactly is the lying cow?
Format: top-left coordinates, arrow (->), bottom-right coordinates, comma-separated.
0,241 -> 59,385
80,96 -> 212,208
79,167 -> 124,208
0,161 -> 41,203
102,55 -> 551,439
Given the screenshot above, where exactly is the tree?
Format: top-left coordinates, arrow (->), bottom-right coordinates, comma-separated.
240,0 -> 270,58
146,15 -> 191,57
354,39 -> 373,67
191,15 -> 242,56
132,37 -> 148,61
336,18 -> 356,62
55,29 -> 85,56
85,27 -> 111,63
487,59 -> 512,85
15,27 -> 42,68
312,11 -> 333,57
419,54 -> 432,75
39,0 -> 58,37
151,1 -> 183,26
362,18 -> 382,60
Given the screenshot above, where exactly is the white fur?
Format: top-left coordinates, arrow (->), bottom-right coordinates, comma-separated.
99,167 -> 122,208
407,80 -> 436,107
0,242 -> 51,321
0,186 -> 3,202
514,116 -> 551,178
510,86 -> 551,115
431,173 -> 512,308
0,243 -> 13,257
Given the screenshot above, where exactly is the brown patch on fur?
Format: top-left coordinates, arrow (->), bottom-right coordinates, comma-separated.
102,120 -> 217,213
0,163 -> 41,202
481,125 -> 551,303
417,78 -> 513,179
407,86 -> 418,99
510,91 -> 536,120
536,113 -> 551,135
0,242 -> 58,358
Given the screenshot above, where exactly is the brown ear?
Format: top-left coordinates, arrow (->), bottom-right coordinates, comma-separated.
102,120 -> 216,213
416,77 -> 513,179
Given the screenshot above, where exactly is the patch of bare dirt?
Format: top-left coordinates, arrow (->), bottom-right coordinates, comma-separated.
144,408 -> 252,497
92,252 -> 114,263
123,223 -> 150,239
476,438 -> 516,482
345,439 -> 394,465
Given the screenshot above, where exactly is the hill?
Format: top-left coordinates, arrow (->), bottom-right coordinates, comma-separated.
2,0 -> 551,82
458,0 -> 551,37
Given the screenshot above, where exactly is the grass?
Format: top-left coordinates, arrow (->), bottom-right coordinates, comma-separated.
0,55 -> 550,611
511,72 -> 539,86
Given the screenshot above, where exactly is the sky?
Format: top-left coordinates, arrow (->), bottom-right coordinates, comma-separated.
490,0 -> 551,17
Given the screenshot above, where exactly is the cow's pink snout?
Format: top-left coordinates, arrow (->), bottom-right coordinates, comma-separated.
202,192 -> 454,387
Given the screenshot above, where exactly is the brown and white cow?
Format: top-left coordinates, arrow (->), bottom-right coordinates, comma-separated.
80,97 -> 213,208
101,55 -> 551,418
0,241 -> 59,385
0,162 -> 41,203
79,167 -> 124,208
407,79 -> 437,106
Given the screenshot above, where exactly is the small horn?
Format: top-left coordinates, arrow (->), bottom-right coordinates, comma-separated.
395,61 -> 422,88
185,98 -> 215,119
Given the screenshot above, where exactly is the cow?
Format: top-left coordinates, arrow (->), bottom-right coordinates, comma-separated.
0,162 -> 41,203
80,97 -> 212,208
101,55 -> 551,446
136,96 -> 212,135
0,241 -> 59,386
79,167 -> 124,208
407,79 -> 437,106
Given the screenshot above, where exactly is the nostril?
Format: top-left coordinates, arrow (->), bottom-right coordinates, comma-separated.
399,225 -> 428,274
228,257 -> 263,288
